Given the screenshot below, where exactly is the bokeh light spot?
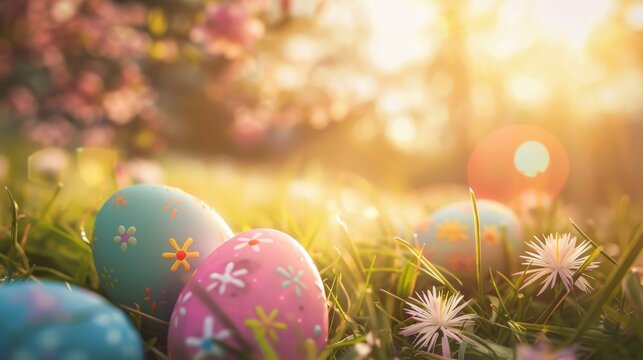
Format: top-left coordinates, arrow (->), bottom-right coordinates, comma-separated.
76,147 -> 118,187
533,0 -> 614,46
507,75 -> 548,105
514,141 -> 550,177
386,115 -> 417,152
363,0 -> 438,73
468,125 -> 569,202
625,3 -> 643,30
28,147 -> 69,184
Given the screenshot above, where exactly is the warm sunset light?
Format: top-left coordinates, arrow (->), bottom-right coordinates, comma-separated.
626,3 -> 643,30
532,0 -> 614,46
1,0 -> 642,359
363,0 -> 438,73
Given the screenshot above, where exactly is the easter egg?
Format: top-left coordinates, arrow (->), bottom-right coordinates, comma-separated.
414,200 -> 523,278
167,228 -> 328,359
92,184 -> 234,323
0,280 -> 143,360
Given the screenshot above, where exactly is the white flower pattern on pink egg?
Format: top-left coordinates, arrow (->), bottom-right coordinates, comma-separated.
185,317 -> 231,358
207,262 -> 248,295
172,291 -> 193,328
233,232 -> 274,252
276,265 -> 309,297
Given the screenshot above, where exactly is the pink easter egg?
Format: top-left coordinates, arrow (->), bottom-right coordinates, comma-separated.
167,228 -> 328,359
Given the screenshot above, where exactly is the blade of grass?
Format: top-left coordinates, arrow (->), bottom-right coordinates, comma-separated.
119,304 -> 169,326
489,269 -> 511,322
500,224 -> 516,276
395,237 -> 479,319
459,331 -> 505,360
458,339 -> 468,360
470,188 -> 484,300
570,218 -> 617,266
4,187 -> 19,282
396,258 -> 419,303
374,302 -> 403,326
337,214 -> 366,273
148,346 -> 168,360
39,182 -> 64,220
322,334 -> 367,351
535,244 -> 603,324
507,321 -> 527,343
33,218 -> 91,252
327,273 -> 358,337
622,272 -> 643,339
569,222 -> 643,344
394,237 -> 458,294
515,321 -> 612,342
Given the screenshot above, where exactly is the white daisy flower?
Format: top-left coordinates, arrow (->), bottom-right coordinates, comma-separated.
233,232 -> 274,252
400,286 -> 476,358
516,233 -> 600,296
207,262 -> 248,295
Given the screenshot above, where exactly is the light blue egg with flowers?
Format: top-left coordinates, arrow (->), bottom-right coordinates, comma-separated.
415,199 -> 524,278
92,184 -> 233,323
0,280 -> 143,360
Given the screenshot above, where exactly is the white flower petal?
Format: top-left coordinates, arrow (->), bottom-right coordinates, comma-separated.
400,286 -> 476,355
518,233 -> 600,296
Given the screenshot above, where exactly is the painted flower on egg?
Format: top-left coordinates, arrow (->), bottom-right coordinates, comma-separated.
167,228 -> 329,359
113,225 -> 137,251
233,231 -> 274,252
207,262 -> 248,294
162,237 -> 200,272
185,317 -> 232,358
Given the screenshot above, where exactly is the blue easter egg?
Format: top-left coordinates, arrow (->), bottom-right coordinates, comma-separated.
0,280 -> 143,360
415,200 -> 523,276
92,184 -> 233,323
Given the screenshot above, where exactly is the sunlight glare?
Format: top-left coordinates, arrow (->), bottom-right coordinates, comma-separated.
76,147 -> 118,187
284,35 -> 320,63
386,115 -> 417,152
507,75 -> 548,105
377,90 -> 408,115
469,0 -> 496,16
362,0 -> 438,73
317,0 -> 358,30
533,0 -> 614,47
514,141 -> 550,177
273,65 -> 304,90
625,3 -> 643,30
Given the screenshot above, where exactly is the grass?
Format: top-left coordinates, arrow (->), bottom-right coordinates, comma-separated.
1,152 -> 642,359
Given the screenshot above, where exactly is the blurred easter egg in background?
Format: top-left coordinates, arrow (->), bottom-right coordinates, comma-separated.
0,280 -> 143,360
167,228 -> 328,359
93,184 -> 234,324
467,125 -> 569,202
415,200 -> 524,279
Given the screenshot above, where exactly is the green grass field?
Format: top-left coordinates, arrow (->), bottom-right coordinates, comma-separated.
1,154 -> 642,359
